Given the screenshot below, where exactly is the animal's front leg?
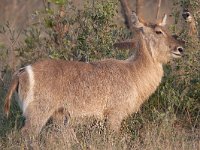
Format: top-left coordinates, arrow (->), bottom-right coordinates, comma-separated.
105,109 -> 127,132
51,107 -> 70,126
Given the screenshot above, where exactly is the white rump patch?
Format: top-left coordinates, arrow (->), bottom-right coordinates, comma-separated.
23,65 -> 35,114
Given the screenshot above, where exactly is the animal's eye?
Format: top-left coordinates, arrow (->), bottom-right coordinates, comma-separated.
155,30 -> 162,34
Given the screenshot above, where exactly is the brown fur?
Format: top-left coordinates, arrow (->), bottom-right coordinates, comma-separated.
5,11 -> 184,136
4,76 -> 19,117
182,10 -> 198,37
188,19 -> 198,37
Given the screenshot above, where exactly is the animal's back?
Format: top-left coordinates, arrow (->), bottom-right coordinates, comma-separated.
29,59 -> 136,118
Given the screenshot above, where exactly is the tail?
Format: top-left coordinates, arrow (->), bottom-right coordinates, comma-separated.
4,72 -> 20,118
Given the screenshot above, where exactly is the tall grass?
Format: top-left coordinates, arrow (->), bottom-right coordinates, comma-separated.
0,0 -> 199,149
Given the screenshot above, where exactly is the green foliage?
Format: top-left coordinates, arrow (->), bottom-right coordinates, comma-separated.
0,0 -> 199,148
16,0 -> 123,64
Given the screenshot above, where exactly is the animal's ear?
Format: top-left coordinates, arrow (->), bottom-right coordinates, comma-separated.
131,11 -> 145,28
113,40 -> 136,50
159,14 -> 167,26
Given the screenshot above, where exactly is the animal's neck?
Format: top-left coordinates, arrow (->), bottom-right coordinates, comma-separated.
128,45 -> 164,105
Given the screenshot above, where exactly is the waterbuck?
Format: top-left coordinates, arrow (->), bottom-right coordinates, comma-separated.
4,0 -> 184,136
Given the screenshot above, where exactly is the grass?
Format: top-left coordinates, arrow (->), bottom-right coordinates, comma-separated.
0,0 -> 200,149
0,112 -> 199,149
0,77 -> 199,150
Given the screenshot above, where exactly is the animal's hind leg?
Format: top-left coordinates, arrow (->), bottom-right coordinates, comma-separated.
21,104 -> 57,137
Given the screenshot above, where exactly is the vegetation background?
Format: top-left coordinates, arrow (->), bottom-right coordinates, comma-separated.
0,0 -> 199,149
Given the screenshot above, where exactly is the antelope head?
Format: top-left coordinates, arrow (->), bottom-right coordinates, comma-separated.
134,13 -> 184,63
117,0 -> 184,64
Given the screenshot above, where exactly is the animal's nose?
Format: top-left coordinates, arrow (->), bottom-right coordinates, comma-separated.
177,47 -> 184,53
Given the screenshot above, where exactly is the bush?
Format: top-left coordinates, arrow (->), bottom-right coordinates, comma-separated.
16,0 -> 126,65
0,0 -> 199,149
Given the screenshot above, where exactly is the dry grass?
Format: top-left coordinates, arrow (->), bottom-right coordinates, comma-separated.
0,112 -> 199,150
0,0 -> 199,149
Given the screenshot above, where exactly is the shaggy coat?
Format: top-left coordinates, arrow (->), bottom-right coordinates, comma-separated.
4,23 -> 183,136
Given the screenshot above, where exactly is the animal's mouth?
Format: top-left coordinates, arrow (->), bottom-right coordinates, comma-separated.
172,52 -> 182,58
172,46 -> 184,58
